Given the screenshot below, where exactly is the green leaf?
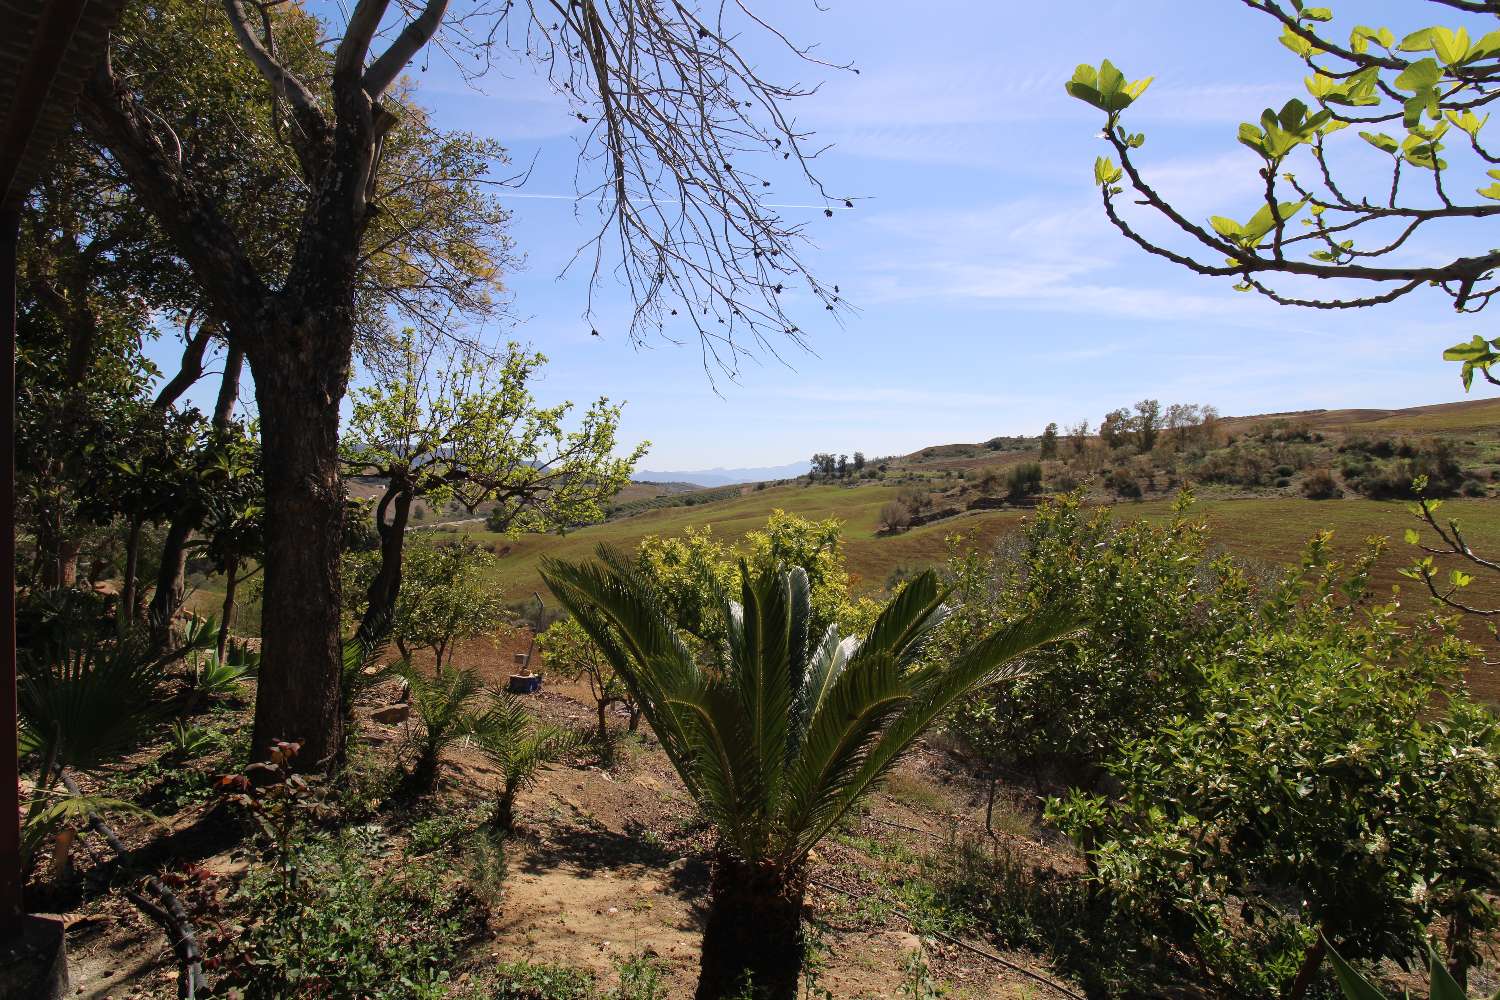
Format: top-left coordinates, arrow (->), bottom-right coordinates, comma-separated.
1210,216 -> 1245,239
1350,25 -> 1395,55
1450,570 -> 1473,589
1300,7 -> 1332,22
1445,109 -> 1488,138
1327,940 -> 1387,1000
1281,25 -> 1317,58
1398,28 -> 1438,54
1094,156 -> 1123,186
1443,334 -> 1498,362
1433,27 -> 1471,66
1404,528 -> 1421,546
1359,131 -> 1400,154
1467,29 -> 1500,62
1428,948 -> 1466,1000
1395,58 -> 1443,93
1065,60 -> 1153,113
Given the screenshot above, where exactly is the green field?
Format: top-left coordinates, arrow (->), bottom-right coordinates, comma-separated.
465,485 -> 1499,617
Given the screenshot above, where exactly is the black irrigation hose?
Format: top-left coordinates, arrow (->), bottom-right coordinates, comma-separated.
60,772 -> 207,1000
806,875 -> 1086,1000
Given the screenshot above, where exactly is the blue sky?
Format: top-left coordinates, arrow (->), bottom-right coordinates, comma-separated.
153,1 -> 1492,470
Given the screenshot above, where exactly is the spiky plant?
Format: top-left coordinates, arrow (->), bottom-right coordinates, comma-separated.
470,693 -> 581,831
542,547 -> 1074,1000
399,665 -> 487,793
19,612 -> 214,779
340,616 -> 401,725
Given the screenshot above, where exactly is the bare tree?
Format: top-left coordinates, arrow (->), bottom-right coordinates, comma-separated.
82,0 -> 848,769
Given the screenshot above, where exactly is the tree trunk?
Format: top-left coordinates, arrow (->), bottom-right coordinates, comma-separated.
356,480 -> 411,646
247,340 -> 350,772
596,700 -> 610,747
119,515 -> 143,636
36,507 -> 79,588
148,517 -> 192,650
695,855 -> 806,1000
218,560 -> 239,662
1286,929 -> 1328,1000
148,341 -> 241,652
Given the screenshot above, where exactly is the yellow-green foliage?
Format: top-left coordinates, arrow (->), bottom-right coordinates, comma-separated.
635,510 -> 881,642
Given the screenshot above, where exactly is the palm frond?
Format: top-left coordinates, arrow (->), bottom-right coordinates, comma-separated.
793,605 -> 1078,861
543,551 -> 1074,877
19,634 -> 170,772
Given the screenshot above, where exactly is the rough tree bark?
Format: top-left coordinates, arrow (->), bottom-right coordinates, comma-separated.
695,855 -> 807,1000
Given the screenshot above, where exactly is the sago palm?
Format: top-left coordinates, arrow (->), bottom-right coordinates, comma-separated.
542,547 -> 1073,1000
470,693 -> 581,831
399,664 -> 487,792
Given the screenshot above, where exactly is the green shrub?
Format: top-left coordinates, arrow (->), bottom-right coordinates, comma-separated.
1048,536 -> 1500,997
215,832 -> 482,999
1301,469 -> 1343,500
942,492 -> 1245,787
1103,469 -> 1142,499
491,962 -> 596,999
1005,462 -> 1043,498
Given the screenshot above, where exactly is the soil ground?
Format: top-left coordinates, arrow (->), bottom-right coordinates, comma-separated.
50,632 -> 1083,1000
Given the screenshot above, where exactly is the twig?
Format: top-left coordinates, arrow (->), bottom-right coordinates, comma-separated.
60,772 -> 207,999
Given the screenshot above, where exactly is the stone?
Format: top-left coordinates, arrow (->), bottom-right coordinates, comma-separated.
370,703 -> 410,725
0,914 -> 69,1000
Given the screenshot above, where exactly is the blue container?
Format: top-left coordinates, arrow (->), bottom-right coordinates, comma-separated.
507,673 -> 543,695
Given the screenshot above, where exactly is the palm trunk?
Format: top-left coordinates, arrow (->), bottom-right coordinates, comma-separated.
695,855 -> 806,1000
247,340 -> 350,772
218,559 -> 239,662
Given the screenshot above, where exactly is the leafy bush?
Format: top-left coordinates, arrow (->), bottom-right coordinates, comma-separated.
1462,479 -> 1487,497
214,832 -> 481,999
1301,469 -> 1343,500
1005,462 -> 1043,499
1048,536 -> 1500,997
1103,468 -> 1142,499
1192,444 -> 1274,487
943,492 -> 1244,788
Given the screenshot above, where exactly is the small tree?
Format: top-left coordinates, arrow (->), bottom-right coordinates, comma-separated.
381,541 -> 508,671
1039,422 -> 1060,458
1006,462 -> 1044,499
1100,408 -> 1132,449
344,334 -> 645,644
1133,399 -> 1162,453
1066,419 -> 1092,455
471,694 -> 579,831
536,616 -> 641,752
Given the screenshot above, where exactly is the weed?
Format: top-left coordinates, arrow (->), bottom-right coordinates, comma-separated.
462,826 -> 508,910
406,807 -> 482,856
899,947 -> 946,999
490,961 -> 595,999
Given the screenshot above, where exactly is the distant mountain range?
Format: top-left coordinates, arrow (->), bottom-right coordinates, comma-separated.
634,461 -> 807,488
